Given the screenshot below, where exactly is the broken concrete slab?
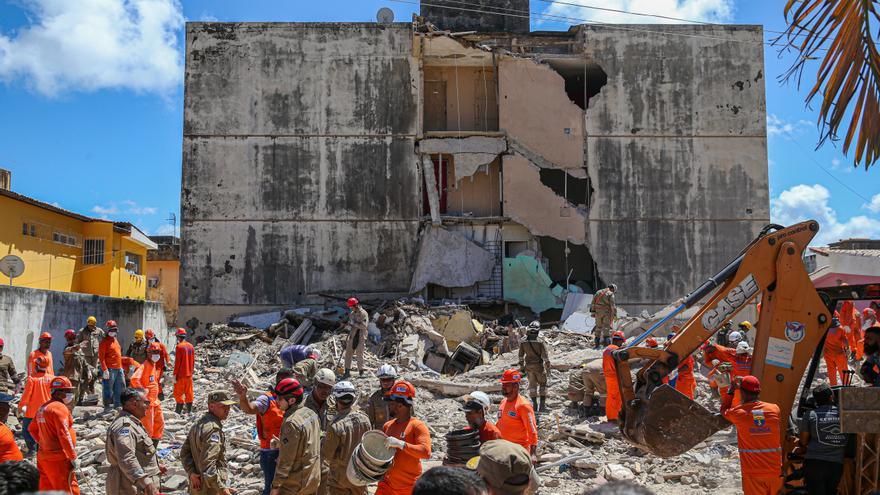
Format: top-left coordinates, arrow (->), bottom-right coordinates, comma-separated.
409,377 -> 501,396
410,226 -> 496,293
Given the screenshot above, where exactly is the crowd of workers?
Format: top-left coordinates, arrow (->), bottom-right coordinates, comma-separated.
0,289 -> 878,495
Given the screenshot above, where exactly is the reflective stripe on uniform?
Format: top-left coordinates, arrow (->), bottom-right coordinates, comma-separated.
739,447 -> 782,453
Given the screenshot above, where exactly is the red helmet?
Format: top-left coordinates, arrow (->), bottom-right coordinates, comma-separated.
106,320 -> 118,329
347,297 -> 359,308
176,328 -> 187,337
148,342 -> 162,353
388,380 -> 416,404
64,329 -> 76,339
500,369 -> 523,384
34,356 -> 48,369
645,338 -> 658,348
145,329 -> 155,339
0,338 -> 4,346
50,376 -> 74,391
275,377 -> 304,397
611,331 -> 626,340
740,375 -> 761,393
39,332 -> 52,341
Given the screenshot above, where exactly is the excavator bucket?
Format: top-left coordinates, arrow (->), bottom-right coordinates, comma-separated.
621,385 -> 729,458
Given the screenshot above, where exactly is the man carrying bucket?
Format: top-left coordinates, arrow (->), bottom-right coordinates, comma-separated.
376,381 -> 432,495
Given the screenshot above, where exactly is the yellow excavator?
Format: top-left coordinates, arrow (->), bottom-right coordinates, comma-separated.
611,220 -> 880,494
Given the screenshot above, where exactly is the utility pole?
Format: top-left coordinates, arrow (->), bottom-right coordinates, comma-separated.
166,213 -> 177,238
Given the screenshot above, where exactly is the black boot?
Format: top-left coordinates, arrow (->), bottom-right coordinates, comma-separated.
539,396 -> 547,412
175,403 -> 183,415
577,404 -> 588,418
591,404 -> 604,417
186,403 -> 193,415
530,396 -> 538,412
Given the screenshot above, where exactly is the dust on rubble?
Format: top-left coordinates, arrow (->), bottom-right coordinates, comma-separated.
62,300 -> 743,495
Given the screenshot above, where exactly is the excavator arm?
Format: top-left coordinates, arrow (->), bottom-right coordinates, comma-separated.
612,220 -> 832,457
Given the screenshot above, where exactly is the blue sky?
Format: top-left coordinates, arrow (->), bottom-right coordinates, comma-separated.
1,0 -> 878,244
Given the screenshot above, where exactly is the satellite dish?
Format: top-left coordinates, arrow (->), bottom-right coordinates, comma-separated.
377,7 -> 395,25
0,255 -> 25,282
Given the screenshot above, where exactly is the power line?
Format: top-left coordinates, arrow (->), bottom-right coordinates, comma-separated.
781,128 -> 871,204
398,0 -> 824,51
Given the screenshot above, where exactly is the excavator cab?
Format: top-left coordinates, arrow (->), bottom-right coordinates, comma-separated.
613,221 -> 833,458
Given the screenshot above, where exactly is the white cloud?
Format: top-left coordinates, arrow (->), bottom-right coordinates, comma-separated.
771,184 -> 880,245
541,0 -> 734,25
767,114 -> 796,137
0,0 -> 184,96
92,204 -> 119,215
865,193 -> 880,213
122,200 -> 157,215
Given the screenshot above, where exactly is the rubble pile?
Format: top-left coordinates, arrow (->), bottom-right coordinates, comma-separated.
28,308 -> 751,495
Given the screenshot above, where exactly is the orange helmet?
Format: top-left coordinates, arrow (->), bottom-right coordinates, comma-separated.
39,332 -> 52,341
347,297 -> 359,308
645,338 -> 658,348
106,320 -> 118,328
500,369 -> 523,384
740,375 -> 761,393
388,380 -> 416,404
145,329 -> 155,339
148,342 -> 162,353
176,328 -> 187,337
64,329 -> 76,339
611,331 -> 626,340
50,376 -> 74,391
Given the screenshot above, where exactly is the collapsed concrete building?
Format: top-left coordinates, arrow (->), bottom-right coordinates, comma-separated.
179,1 -> 769,325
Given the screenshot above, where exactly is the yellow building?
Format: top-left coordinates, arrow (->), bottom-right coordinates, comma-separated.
146,236 -> 180,325
0,185 -> 158,299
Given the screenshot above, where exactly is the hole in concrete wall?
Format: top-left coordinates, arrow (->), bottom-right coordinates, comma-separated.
545,59 -> 607,110
538,237 -> 604,294
538,168 -> 591,207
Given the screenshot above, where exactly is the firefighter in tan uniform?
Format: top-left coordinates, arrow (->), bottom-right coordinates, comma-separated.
518,322 -> 550,412
343,297 -> 369,378
77,316 -> 105,393
181,391 -> 236,495
62,329 -> 90,406
292,349 -> 320,389
271,377 -> 321,495
105,388 -> 162,495
578,358 -> 606,418
364,364 -> 396,429
320,381 -> 371,495
590,284 -> 617,348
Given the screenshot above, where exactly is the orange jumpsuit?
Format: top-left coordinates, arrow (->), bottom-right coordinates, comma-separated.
28,349 -> 54,376
152,340 -> 170,396
839,302 -> 863,360
823,325 -> 850,386
19,372 -> 53,418
706,345 -> 750,404
29,400 -> 80,495
377,417 -> 432,495
173,341 -> 195,404
721,392 -> 782,495
674,355 -> 697,399
602,344 -> 621,420
130,360 -> 164,440
496,394 -> 538,452
0,422 -> 23,462
98,337 -> 123,371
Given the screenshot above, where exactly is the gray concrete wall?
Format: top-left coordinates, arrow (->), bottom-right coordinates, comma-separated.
0,286 -> 170,373
181,23 -> 421,319
421,0 -> 530,34
579,25 -> 770,312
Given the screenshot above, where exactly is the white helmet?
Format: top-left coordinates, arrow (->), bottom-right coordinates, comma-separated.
332,381 -> 357,400
377,364 -> 398,379
314,368 -> 336,386
310,348 -> 322,361
528,321 -> 540,330
736,341 -> 751,355
728,331 -> 743,344
469,391 -> 491,410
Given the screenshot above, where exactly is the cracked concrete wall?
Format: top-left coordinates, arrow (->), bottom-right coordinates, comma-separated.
498,57 -> 585,171
502,154 -> 587,244
579,25 -> 770,312
421,0 -> 530,34
181,23 -> 420,320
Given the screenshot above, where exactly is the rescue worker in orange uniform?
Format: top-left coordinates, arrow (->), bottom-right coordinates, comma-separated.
144,329 -> 170,400
29,376 -> 80,495
28,332 -> 54,376
823,317 -> 850,386
602,331 -> 626,421
663,331 -> 697,399
838,301 -> 863,361
19,355 -> 54,454
377,380 -> 432,495
0,397 -> 23,462
496,369 -> 538,460
129,343 -> 165,445
173,328 -> 195,415
99,321 -> 125,408
721,375 -> 782,495
232,368 -> 295,495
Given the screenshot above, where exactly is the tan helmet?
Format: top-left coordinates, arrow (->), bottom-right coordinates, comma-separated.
314,368 -> 337,386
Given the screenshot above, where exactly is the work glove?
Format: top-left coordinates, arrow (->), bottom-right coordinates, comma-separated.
70,459 -> 81,471
384,437 -> 406,450
103,370 -> 110,380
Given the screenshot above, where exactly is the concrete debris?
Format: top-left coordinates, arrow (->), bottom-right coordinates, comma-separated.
410,226 -> 497,293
